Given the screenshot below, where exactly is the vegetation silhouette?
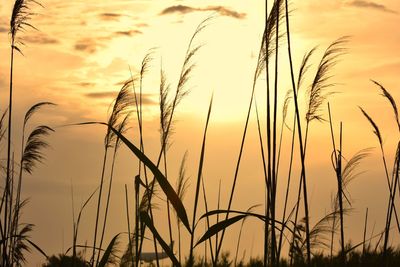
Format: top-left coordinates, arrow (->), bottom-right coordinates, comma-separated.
1,0 -> 399,266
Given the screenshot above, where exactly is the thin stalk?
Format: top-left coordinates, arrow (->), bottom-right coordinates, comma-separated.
271,0 -> 280,263
328,103 -> 338,261
3,42 -> 15,266
264,1 -> 272,266
201,176 -> 215,264
163,152 -> 174,247
188,96 -> 213,265
255,100 -> 271,266
234,218 -> 247,267
137,18 -> 209,257
215,180 -> 221,266
215,11 -> 269,261
383,142 -> 400,263
13,112 -> 27,255
363,208 -> 369,255
135,176 -> 140,267
91,148 -> 109,265
380,144 -> 400,243
98,142 -> 119,259
125,184 -> 134,266
277,115 -> 296,259
285,0 -> 311,264
338,123 -> 346,265
70,180 -> 76,263
8,154 -> 15,266
140,58 -> 160,267
290,123 -> 309,266
130,72 -> 159,266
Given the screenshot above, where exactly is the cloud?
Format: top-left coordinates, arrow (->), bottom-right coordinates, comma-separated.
160,5 -> 246,19
114,29 -> 142,37
23,34 -> 59,45
77,82 -> 96,87
0,26 -> 7,33
85,91 -> 157,105
98,12 -> 123,21
348,1 -> 397,13
74,38 -> 104,54
136,23 -> 149,28
161,5 -> 194,15
84,91 -> 117,99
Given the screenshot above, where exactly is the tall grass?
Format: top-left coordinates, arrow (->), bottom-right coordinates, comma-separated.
360,80 -> 400,266
3,1 -> 400,266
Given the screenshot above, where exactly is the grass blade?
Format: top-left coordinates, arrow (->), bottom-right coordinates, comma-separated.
98,233 -> 120,267
77,121 -> 191,233
140,211 -> 181,267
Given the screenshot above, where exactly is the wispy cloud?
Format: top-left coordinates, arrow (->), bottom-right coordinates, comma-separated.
24,34 -> 59,45
98,12 -> 124,21
114,29 -> 142,37
85,91 -> 157,106
76,82 -> 96,87
348,0 -> 397,13
74,38 -> 104,54
136,23 -> 149,28
160,5 -> 246,19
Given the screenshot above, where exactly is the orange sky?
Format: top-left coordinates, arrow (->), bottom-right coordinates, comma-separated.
0,0 -> 400,266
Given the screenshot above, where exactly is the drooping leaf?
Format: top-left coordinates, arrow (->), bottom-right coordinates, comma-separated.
77,121 -> 191,233
26,239 -> 48,260
140,211 -> 181,267
195,215 -> 247,247
98,233 -> 120,267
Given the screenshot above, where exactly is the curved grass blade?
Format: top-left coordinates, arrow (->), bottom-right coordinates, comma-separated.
195,215 -> 247,247
26,239 -> 48,259
75,121 -> 191,233
196,209 -> 295,248
199,209 -> 295,234
140,211 -> 181,267
98,233 -> 120,267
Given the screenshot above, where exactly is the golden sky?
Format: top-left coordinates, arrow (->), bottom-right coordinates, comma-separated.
0,0 -> 400,265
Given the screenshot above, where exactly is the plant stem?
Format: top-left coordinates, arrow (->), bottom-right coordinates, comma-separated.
92,148 -> 108,265
284,0 -> 311,264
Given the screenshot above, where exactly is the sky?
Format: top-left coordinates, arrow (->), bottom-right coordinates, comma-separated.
0,0 -> 400,266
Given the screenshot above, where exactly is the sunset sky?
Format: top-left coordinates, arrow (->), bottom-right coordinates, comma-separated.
0,0 -> 399,266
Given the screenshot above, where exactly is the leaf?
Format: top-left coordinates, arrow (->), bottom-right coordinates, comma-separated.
195,215 -> 247,247
26,239 -> 48,259
198,209 -> 294,235
24,102 -> 56,127
140,211 -> 181,267
98,233 -> 120,267
76,121 -> 191,233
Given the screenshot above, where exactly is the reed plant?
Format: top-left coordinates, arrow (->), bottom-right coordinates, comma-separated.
2,1 -> 400,266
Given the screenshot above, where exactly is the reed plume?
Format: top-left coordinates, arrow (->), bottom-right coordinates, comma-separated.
372,80 -> 400,132
306,37 -> 348,122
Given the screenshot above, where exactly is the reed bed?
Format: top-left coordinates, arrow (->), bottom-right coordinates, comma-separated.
1,0 -> 399,266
